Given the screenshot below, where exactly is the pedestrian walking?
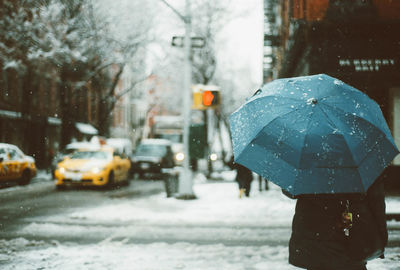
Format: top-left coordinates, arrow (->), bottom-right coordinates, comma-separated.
283,177 -> 387,270
235,163 -> 253,198
227,156 -> 253,198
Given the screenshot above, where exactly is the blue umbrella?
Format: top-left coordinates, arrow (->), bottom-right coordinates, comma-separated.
230,74 -> 399,196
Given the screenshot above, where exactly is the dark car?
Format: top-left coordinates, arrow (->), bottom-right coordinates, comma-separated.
131,139 -> 175,178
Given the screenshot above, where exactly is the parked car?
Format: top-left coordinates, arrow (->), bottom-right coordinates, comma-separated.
0,143 -> 37,185
54,146 -> 131,189
131,139 -> 175,178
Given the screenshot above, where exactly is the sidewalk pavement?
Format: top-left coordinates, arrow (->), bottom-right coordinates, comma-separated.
6,170 -> 400,270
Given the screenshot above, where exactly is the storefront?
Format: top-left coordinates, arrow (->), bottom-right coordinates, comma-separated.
279,21 -> 400,190
0,109 -> 62,168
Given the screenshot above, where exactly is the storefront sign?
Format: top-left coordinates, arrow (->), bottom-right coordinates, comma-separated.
338,58 -> 396,72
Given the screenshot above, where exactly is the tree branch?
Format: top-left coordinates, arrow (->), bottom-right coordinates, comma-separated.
114,76 -> 148,100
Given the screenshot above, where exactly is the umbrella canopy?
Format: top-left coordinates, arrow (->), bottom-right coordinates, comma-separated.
230,74 -> 399,196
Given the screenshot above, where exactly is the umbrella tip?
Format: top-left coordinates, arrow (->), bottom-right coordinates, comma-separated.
252,89 -> 262,97
307,98 -> 318,105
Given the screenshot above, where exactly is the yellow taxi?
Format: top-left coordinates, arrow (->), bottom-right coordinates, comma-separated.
0,143 -> 37,185
54,146 -> 131,189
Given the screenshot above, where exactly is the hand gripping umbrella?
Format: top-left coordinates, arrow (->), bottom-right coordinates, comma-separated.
229,74 -> 399,196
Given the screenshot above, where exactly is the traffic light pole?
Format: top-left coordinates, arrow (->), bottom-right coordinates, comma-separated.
180,0 -> 195,199
159,0 -> 195,199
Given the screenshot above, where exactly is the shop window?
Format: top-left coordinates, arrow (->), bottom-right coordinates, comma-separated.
0,68 -> 8,101
5,69 -> 19,104
390,88 -> 400,165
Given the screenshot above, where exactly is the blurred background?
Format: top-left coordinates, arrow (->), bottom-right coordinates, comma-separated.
1,1 -> 400,269
0,0 -> 400,189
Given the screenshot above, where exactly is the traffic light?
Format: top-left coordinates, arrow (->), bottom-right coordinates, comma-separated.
192,91 -> 203,109
192,85 -> 221,110
202,90 -> 220,107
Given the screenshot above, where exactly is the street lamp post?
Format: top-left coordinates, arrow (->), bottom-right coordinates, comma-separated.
181,0 -> 195,198
159,0 -> 195,199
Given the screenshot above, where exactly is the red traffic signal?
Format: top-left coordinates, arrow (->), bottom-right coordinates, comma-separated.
202,90 -> 220,107
192,85 -> 221,110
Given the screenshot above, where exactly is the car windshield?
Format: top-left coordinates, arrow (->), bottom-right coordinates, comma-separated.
70,151 -> 110,160
0,148 -> 8,160
136,144 -> 167,156
156,134 -> 182,143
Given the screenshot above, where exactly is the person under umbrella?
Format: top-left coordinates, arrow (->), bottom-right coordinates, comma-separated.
229,74 -> 399,270
283,175 -> 387,270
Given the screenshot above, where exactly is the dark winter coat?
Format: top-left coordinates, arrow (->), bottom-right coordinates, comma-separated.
286,179 -> 387,270
235,163 -> 253,184
227,157 -> 253,187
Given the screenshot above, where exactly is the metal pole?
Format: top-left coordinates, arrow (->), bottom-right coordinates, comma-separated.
156,0 -> 195,198
179,0 -> 194,198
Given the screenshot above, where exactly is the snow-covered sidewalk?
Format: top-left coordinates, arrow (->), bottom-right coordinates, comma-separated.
1,173 -> 400,270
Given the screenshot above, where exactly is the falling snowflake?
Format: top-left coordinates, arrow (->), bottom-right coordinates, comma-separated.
334,79 -> 343,85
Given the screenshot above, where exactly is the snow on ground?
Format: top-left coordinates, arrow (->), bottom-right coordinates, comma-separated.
1,238 -> 400,270
17,175 -> 296,244
61,175 -> 295,227
386,196 -> 400,214
1,173 -> 400,269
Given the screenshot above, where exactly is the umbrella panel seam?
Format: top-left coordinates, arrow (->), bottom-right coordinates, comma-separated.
295,106 -> 316,194
232,96 -> 304,158
319,101 -> 386,142
251,94 -> 306,105
316,104 -> 358,167
319,103 -> 389,166
318,105 -> 374,193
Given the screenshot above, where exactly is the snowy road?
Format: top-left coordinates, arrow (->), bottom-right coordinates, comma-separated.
0,172 -> 399,269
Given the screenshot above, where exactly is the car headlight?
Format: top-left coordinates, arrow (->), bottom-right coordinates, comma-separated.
209,153 -> 218,161
91,167 -> 104,174
175,152 -> 185,161
58,167 -> 65,174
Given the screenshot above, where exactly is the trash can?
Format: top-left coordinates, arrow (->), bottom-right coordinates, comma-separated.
161,168 -> 179,197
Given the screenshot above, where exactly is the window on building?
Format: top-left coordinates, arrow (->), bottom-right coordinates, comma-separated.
390,87 -> 400,165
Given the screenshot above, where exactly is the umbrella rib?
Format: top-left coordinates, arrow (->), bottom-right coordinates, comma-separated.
253,105 -> 310,196
233,96 -> 304,160
320,91 -> 380,109
319,104 -> 392,192
315,105 -> 339,131
294,107 -> 315,194
260,103 -> 306,130
318,105 -> 371,192
318,104 -> 359,164
319,102 -> 390,157
319,101 -> 383,135
254,95 -> 304,105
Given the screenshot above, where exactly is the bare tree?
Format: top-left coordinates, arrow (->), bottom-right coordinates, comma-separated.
90,0 -> 155,136
30,0 -> 154,144
190,0 -> 233,85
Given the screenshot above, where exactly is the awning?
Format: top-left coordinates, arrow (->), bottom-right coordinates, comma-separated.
0,109 -> 22,119
75,122 -> 98,135
48,117 -> 61,125
0,109 -> 61,125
